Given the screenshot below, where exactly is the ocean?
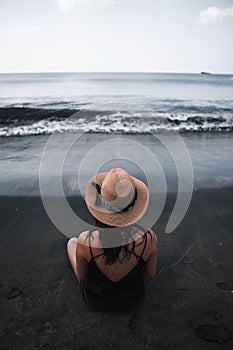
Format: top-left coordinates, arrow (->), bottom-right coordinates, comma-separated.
0,72 -> 233,197
0,72 -> 233,136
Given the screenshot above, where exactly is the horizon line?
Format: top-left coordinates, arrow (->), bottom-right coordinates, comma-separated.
0,70 -> 232,75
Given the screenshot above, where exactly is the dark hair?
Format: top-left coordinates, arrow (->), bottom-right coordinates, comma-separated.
86,218 -> 152,265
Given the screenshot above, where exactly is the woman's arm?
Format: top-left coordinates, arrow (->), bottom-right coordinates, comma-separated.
144,230 -> 158,282
75,232 -> 89,282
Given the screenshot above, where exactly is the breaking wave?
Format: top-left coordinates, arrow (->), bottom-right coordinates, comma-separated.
0,107 -> 232,136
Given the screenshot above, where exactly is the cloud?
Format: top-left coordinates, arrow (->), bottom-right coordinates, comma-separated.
57,0 -> 83,12
0,26 -> 43,36
100,0 -> 119,7
57,0 -> 119,12
197,6 -> 233,24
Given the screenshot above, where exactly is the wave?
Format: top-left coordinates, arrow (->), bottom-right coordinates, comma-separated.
0,107 -> 232,136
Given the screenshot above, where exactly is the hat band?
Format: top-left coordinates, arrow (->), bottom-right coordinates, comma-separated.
91,182 -> 138,213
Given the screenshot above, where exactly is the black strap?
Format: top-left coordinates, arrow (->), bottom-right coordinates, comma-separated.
88,233 -> 94,259
126,231 -> 148,260
140,231 -> 148,259
125,247 -> 141,260
92,252 -> 105,260
88,232 -> 105,260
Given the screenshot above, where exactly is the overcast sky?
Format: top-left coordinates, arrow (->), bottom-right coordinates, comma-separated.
1,0 -> 233,73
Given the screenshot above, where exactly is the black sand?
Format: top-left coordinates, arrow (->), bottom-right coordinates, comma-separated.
0,187 -> 233,349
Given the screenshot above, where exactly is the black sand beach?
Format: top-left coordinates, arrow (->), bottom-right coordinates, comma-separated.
0,186 -> 233,349
0,130 -> 233,349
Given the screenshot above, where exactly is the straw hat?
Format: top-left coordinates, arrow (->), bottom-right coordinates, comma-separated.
85,168 -> 149,227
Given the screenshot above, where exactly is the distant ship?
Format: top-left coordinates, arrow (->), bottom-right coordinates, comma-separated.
201,71 -> 211,75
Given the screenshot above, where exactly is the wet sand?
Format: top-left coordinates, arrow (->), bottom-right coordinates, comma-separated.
0,188 -> 233,349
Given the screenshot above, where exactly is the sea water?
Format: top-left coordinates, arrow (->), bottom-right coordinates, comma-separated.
0,72 -> 232,136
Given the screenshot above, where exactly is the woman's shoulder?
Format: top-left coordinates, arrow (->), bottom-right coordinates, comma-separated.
78,229 -> 98,240
128,226 -> 157,251
135,227 -> 158,259
76,230 -> 101,260
145,228 -> 158,256
78,230 -> 102,249
146,228 -> 158,242
133,226 -> 157,242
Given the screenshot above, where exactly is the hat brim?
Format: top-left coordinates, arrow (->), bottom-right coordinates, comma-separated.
85,172 -> 149,227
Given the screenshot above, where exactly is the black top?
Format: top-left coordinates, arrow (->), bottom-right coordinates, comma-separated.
80,231 -> 148,312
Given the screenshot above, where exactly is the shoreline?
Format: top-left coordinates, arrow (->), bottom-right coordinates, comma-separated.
1,132 -> 233,197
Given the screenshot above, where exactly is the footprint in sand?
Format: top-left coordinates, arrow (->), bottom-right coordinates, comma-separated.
195,324 -> 233,344
7,287 -> 24,300
216,282 -> 233,292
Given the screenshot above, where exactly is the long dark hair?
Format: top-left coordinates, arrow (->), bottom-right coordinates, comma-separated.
86,218 -> 152,265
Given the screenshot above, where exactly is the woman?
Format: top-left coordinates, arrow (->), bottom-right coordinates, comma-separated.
67,168 -> 158,312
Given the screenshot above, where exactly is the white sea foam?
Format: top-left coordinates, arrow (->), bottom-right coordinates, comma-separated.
0,112 -> 232,136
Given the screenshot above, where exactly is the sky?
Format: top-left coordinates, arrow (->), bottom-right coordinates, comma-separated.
0,0 -> 233,73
